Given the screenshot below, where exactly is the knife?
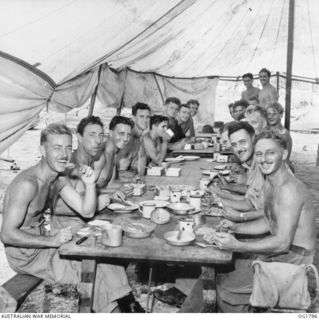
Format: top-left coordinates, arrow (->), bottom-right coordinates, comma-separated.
76,236 -> 88,245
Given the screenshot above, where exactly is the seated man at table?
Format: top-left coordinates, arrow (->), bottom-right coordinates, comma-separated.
97,116 -> 134,188
232,100 -> 248,121
178,103 -> 195,140
138,115 -> 171,175
53,116 -> 123,226
214,130 -> 316,312
0,123 -> 140,313
116,102 -> 151,182
209,122 -> 265,221
246,105 -> 268,135
163,97 -> 187,150
187,99 -> 202,134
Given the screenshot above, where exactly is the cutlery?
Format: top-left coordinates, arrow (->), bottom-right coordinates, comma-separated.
76,236 -> 88,245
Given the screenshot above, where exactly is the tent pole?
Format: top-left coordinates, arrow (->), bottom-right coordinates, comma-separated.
284,0 -> 295,130
88,64 -> 103,116
276,71 -> 280,94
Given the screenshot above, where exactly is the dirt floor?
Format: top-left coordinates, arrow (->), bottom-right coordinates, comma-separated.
0,124 -> 318,312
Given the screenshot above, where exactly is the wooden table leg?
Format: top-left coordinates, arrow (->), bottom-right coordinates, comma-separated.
78,259 -> 96,313
201,266 -> 217,312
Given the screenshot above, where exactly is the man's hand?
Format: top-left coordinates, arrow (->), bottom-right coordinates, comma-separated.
162,131 -> 172,142
231,173 -> 247,184
79,165 -> 95,185
97,194 -> 111,211
217,219 -> 237,232
52,227 -> 72,247
214,232 -> 238,251
222,206 -> 242,222
217,173 -> 229,189
112,190 -> 126,202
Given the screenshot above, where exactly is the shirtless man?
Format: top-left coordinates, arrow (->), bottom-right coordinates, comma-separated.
241,73 -> 260,103
97,116 -> 133,188
138,115 -> 170,175
209,122 -> 264,221
163,97 -> 187,150
258,68 -> 279,108
116,103 -> 151,181
0,123 -> 136,313
266,102 -> 292,159
214,130 -> 316,312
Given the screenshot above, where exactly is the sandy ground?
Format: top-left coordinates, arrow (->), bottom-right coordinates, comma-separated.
0,123 -> 318,301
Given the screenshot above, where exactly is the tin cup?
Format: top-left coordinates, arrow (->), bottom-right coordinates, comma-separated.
170,189 -> 182,203
101,224 -> 122,247
139,202 -> 156,219
179,217 -> 195,233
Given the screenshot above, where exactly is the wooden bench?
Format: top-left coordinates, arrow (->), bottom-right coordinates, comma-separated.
0,274 -> 43,312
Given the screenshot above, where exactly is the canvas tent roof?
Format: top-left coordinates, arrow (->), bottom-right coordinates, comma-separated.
0,0 -> 318,154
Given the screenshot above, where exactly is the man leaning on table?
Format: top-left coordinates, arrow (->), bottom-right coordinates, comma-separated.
1,123 -> 144,313
214,130 -> 316,312
209,121 -> 265,221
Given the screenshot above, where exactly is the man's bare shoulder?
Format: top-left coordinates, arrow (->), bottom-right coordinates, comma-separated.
7,168 -> 39,197
276,175 -> 309,202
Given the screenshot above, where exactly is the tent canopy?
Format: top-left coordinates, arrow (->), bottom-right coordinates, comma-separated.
0,0 -> 318,154
1,0 -> 318,84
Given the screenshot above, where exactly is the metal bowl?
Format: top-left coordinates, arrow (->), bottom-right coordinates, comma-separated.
167,202 -> 195,215
122,221 -> 156,239
164,231 -> 195,246
151,208 -> 170,225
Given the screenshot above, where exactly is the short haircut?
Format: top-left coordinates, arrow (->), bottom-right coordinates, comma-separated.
255,130 -> 287,149
132,102 -> 151,116
178,103 -> 190,111
259,67 -> 271,77
254,105 -> 268,119
233,99 -> 249,109
40,123 -> 72,145
77,116 -> 104,136
109,116 -> 134,131
242,73 -> 253,80
267,102 -> 284,114
227,121 -> 255,139
201,125 -> 214,133
164,97 -> 181,106
187,99 -> 200,107
248,96 -> 259,103
228,103 -> 234,110
221,121 -> 237,134
150,115 -> 168,129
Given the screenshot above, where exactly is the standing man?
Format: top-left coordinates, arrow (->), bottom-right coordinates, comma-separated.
215,130 -> 316,312
1,123 -> 140,313
138,115 -> 170,175
116,102 -> 151,181
97,116 -> 134,188
241,73 -> 260,103
209,122 -> 265,220
258,68 -> 279,108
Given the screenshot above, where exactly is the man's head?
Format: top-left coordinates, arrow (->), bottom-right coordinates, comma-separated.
259,67 -> 271,87
77,116 -> 104,157
40,123 -> 73,172
177,104 -> 191,123
228,121 -> 255,163
131,102 -> 151,131
150,115 -> 169,138
247,96 -> 259,107
228,103 -> 234,119
246,105 -> 268,135
267,102 -> 284,126
242,73 -> 254,89
109,116 -> 134,149
232,100 -> 248,121
187,99 -> 200,117
164,97 -> 181,118
254,130 -> 288,176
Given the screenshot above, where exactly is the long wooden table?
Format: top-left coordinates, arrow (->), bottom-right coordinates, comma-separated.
59,159 -> 233,313
172,147 -> 234,158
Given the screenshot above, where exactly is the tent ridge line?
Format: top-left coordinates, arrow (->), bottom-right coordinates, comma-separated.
0,50 -> 56,88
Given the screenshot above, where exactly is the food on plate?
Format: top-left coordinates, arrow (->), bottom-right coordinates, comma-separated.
195,227 -> 218,245
125,223 -> 148,233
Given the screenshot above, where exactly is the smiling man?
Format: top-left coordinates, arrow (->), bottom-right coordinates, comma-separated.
241,73 -> 260,103
209,122 -> 265,218
258,68 -> 279,108
116,103 -> 151,181
214,130 -> 316,312
97,116 -> 133,187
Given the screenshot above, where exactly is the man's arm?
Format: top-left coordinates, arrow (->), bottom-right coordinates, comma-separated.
216,185 -> 303,254
96,150 -> 113,188
94,153 -> 106,187
59,166 -> 96,218
144,136 -> 168,165
223,207 -> 264,222
189,118 -> 195,138
1,180 -> 71,248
